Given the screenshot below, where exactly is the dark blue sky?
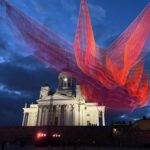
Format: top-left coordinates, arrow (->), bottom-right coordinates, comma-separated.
0,0 -> 150,126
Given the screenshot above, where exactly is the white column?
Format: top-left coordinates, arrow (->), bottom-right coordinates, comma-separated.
64,105 -> 67,125
81,105 -> 86,126
63,105 -> 67,126
22,112 -> 26,126
73,104 -> 78,126
56,105 -> 60,126
81,108 -> 84,126
41,108 -> 45,126
72,104 -> 76,126
37,108 -> 42,126
33,112 -> 37,126
60,105 -> 64,126
59,105 -> 62,125
24,113 -> 29,126
70,105 -> 74,125
27,113 -> 31,126
48,105 -> 53,125
78,104 -> 81,126
97,111 -> 99,126
22,103 -> 27,126
84,107 -> 87,126
65,105 -> 70,125
63,105 -> 65,125
102,111 -> 105,126
52,105 -> 56,126
45,108 -> 48,126
68,105 -> 73,125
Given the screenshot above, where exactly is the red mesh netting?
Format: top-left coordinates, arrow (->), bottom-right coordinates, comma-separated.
2,0 -> 150,111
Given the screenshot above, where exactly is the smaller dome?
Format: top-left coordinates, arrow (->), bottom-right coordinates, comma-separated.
58,72 -> 73,79
58,72 -> 76,91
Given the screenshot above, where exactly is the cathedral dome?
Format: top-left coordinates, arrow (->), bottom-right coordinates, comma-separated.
58,72 -> 76,90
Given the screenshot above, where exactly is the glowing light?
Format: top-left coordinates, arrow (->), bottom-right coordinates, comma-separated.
36,132 -> 47,139
113,128 -> 117,133
63,77 -> 68,82
57,134 -> 61,138
113,128 -> 119,135
52,133 -> 61,138
52,134 -> 57,138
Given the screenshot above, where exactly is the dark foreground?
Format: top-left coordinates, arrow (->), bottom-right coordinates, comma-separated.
2,145 -> 148,150
0,126 -> 150,148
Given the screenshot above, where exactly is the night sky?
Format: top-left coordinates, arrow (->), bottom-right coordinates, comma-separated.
0,0 -> 150,126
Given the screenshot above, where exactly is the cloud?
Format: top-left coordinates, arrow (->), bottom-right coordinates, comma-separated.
88,3 -> 106,23
108,105 -> 150,124
0,34 -> 59,126
0,62 -> 58,126
0,91 -> 27,126
0,84 -> 22,96
60,0 -> 78,12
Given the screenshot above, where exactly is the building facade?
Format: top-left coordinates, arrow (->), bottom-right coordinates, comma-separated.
22,72 -> 105,126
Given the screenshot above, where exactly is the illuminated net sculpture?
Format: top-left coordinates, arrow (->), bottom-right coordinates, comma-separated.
1,0 -> 150,111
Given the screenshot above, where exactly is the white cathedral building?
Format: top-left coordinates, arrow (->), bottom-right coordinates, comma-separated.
22,72 -> 105,126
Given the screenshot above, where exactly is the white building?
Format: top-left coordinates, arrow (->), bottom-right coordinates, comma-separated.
22,72 -> 105,126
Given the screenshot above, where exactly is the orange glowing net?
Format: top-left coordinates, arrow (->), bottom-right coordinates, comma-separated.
2,0 -> 150,110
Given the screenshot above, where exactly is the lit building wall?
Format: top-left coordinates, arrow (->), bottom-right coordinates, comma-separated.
22,72 -> 105,126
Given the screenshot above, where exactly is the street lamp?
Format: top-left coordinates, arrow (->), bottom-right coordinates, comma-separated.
113,128 -> 117,134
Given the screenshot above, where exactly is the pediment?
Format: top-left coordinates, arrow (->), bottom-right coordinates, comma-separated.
53,93 -> 74,100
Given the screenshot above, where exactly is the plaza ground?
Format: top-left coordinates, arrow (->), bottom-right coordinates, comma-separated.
3,145 -> 148,150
